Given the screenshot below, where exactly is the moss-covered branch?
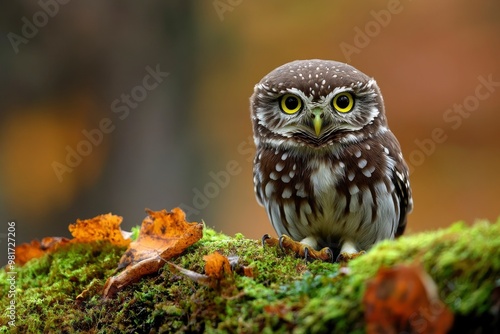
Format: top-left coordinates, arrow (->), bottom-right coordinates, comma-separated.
1,219 -> 499,333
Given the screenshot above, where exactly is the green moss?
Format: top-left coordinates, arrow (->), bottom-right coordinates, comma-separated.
0,242 -> 125,333
130,226 -> 141,241
1,219 -> 499,333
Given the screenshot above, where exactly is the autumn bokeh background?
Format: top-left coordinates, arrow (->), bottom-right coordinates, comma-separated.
1,1 -> 499,253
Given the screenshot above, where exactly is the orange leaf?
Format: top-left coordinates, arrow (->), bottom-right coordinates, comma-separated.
242,266 -> 255,278
203,252 -> 232,279
13,213 -> 127,267
14,237 -> 70,266
363,264 -> 453,334
69,213 -> 130,247
14,213 -> 127,266
103,208 -> 203,298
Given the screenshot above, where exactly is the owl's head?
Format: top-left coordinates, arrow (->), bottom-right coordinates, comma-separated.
250,59 -> 387,149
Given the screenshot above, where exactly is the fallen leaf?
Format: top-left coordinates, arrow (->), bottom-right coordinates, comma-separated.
15,237 -> 70,266
104,257 -> 166,298
242,266 -> 255,278
103,208 -> 203,298
203,252 -> 232,280
13,213 -> 128,267
363,264 -> 453,334
15,240 -> 45,266
41,236 -> 71,250
69,213 -> 130,247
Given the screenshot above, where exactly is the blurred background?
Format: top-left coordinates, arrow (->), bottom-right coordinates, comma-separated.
1,0 -> 499,253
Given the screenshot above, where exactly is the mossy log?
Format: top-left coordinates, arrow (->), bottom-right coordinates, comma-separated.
1,219 -> 499,333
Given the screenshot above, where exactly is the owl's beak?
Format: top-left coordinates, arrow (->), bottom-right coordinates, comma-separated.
311,108 -> 323,136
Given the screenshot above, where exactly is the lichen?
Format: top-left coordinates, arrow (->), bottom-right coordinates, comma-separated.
1,219 -> 499,333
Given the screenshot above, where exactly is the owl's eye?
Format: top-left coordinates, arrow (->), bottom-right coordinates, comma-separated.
280,94 -> 302,114
332,92 -> 354,113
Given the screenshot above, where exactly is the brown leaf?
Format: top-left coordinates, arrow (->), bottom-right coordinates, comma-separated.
242,266 -> 255,278
363,264 -> 453,334
15,240 -> 45,266
13,213 -> 128,267
69,213 -> 130,247
203,252 -> 232,279
103,208 -> 203,298
104,257 -> 165,298
14,237 -> 70,266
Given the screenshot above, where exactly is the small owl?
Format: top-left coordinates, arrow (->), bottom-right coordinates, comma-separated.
251,59 -> 412,260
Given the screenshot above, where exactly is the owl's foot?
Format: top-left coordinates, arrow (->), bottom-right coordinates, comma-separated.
336,251 -> 365,263
335,241 -> 366,263
262,234 -> 333,262
261,234 -> 278,247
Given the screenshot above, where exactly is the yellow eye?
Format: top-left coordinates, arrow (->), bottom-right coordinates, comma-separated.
280,94 -> 302,114
332,92 -> 354,113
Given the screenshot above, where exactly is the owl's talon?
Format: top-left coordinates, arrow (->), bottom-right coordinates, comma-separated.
304,247 -> 310,262
278,235 -> 304,256
261,234 -> 279,248
277,235 -> 333,262
311,247 -> 335,262
264,234 -> 340,262
278,235 -> 289,254
324,247 -> 334,263
261,234 -> 270,247
336,250 -> 366,263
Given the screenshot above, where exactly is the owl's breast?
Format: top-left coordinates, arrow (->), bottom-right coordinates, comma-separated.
254,139 -> 400,249
254,146 -> 347,239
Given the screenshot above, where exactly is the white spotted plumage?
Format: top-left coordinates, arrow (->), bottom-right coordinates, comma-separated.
250,59 -> 413,257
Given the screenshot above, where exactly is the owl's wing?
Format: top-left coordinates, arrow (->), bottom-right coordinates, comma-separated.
253,156 -> 265,207
393,168 -> 413,237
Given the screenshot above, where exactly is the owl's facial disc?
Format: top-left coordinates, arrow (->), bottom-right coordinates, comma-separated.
251,60 -> 387,148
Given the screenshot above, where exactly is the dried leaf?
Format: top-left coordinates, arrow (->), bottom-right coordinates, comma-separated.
363,264 -> 453,334
13,213 -> 128,267
242,266 -> 255,278
15,240 -> 45,266
40,236 -> 71,250
103,208 -> 203,298
15,237 -> 70,266
104,257 -> 165,298
69,213 -> 130,247
203,252 -> 232,279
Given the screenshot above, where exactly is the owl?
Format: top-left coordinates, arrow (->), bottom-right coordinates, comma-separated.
251,59 -> 413,261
